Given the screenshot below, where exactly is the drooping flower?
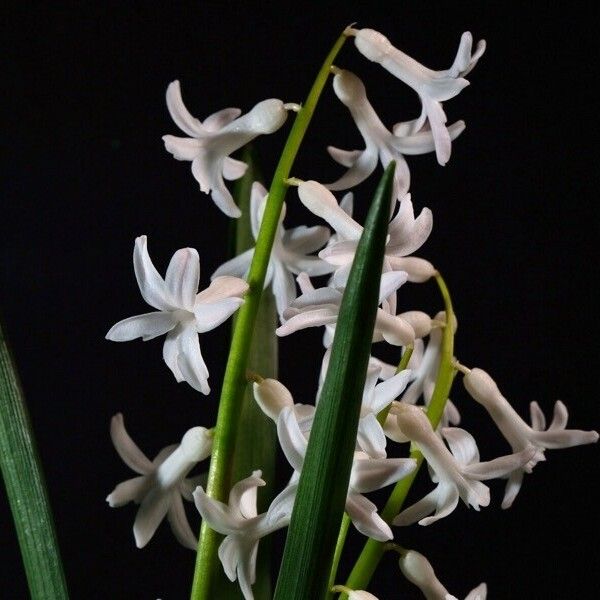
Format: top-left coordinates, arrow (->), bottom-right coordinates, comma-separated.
276,271 -> 418,347
391,404 -> 534,526
277,406 -> 416,540
106,236 -> 248,394
163,80 -> 292,217
326,68 -> 466,196
346,27 -> 485,165
399,549 -> 487,600
212,181 -> 333,316
193,471 -> 295,600
298,180 -> 436,286
106,413 -> 212,549
462,367 -> 599,508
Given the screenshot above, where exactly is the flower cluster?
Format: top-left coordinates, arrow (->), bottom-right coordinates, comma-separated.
105,24 -> 597,600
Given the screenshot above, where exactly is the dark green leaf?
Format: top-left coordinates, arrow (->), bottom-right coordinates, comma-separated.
273,163 -> 396,600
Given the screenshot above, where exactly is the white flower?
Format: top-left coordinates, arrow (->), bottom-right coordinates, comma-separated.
253,364 -> 411,458
391,404 -> 534,526
106,413 -> 212,549
163,80 -> 291,218
326,68 -> 466,196
212,181 -> 333,316
347,27 -> 485,165
298,180 -> 436,286
463,368 -> 599,508
331,586 -> 380,600
277,406 -> 416,540
399,549 -> 487,600
277,271 -> 418,347
193,472 -> 294,600
106,236 -> 248,394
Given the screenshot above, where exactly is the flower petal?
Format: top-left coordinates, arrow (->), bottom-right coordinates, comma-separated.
191,153 -> 242,218
203,107 -> 242,132
276,307 -> 339,337
176,325 -> 210,394
193,487 -> 243,535
166,80 -> 206,137
277,407 -> 307,472
283,225 -> 331,255
211,248 -> 254,280
109,413 -> 154,474
194,298 -> 244,333
162,135 -> 202,160
371,370 -> 412,414
167,492 -> 198,550
253,378 -> 295,421
271,261 -> 297,317
165,248 -> 200,311
106,476 -> 150,507
462,447 -> 535,481
197,276 -> 249,304
133,235 -> 173,310
162,326 -> 184,382
393,488 -> 439,526
440,427 -> 480,466
326,147 -> 379,192
387,196 -> 433,257
351,457 -> 416,494
133,488 -> 171,548
357,414 -> 387,459
465,583 -> 488,600
228,471 -> 264,520
327,146 -> 362,168
106,311 -> 178,342
345,492 -> 392,541
501,469 -> 524,509
222,156 -> 248,180
549,400 -> 568,430
419,482 -> 460,526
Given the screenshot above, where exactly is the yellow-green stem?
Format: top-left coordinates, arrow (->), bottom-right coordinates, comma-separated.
340,273 -> 456,597
190,30 -> 348,600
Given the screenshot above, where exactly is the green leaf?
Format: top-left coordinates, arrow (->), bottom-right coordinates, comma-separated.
273,163 -> 396,600
0,320 -> 69,599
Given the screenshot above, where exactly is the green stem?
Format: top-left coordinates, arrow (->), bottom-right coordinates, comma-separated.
191,30 -> 348,600
340,273 -> 456,597
0,321 -> 69,599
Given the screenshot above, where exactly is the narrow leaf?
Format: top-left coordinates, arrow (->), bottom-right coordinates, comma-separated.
273,163 -> 396,600
0,320 -> 69,599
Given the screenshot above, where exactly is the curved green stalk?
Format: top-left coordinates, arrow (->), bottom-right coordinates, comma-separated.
0,321 -> 69,599
340,273 -> 456,597
191,30 -> 348,600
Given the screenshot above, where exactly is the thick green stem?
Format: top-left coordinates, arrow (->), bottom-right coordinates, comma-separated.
0,321 -> 69,599
190,31 -> 348,600
340,273 -> 456,597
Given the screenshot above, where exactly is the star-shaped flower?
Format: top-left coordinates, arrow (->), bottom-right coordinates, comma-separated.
347,27 -> 485,165
399,549 -> 487,600
298,180 -> 436,286
106,413 -> 212,549
326,68 -> 466,196
193,471 -> 294,600
277,406 -> 416,540
212,181 -> 333,316
462,367 -> 599,508
106,235 -> 248,394
163,80 -> 292,217
391,404 -> 534,526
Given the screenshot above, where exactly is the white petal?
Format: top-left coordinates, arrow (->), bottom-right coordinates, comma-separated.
133,235 -> 173,310
218,536 -> 239,582
371,370 -> 412,414
357,414 -> 387,458
203,107 -> 242,132
106,311 -> 178,342
228,471 -> 264,520
163,326 -> 184,382
351,457 -> 416,494
165,248 -> 200,311
107,476 -> 150,507
529,401 -> 546,431
345,492 -> 392,541
276,308 -> 339,337
162,135 -> 202,160
298,181 -> 363,240
378,271 -> 408,304
191,154 -> 242,218
326,147 -> 379,192
393,488 -> 439,526
197,276 -> 249,304
465,583 -> 488,600
549,400 -> 568,430
319,240 -> 358,267
282,225 -> 330,254
271,262 -> 297,317
440,427 -> 480,465
327,146 -> 362,168
463,447 -> 535,481
176,325 -> 210,394
167,493 -> 198,550
422,96 -> 452,165
532,427 -> 599,449
386,256 -> 436,282
419,482 -> 460,526
398,550 -> 450,598
194,298 -> 244,333
501,469 -> 524,509
277,407 -> 307,472
376,310 -> 415,346
109,413 -> 154,474
211,248 -> 254,280
166,80 -> 206,137
134,488 -> 171,548
391,120 -> 465,154
193,487 -> 243,535
387,197 -> 433,257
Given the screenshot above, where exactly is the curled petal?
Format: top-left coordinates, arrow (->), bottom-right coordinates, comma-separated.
549,400 -> 568,430
276,307 -> 339,337
176,325 -> 210,394
162,135 -> 202,160
165,80 -> 206,137
501,469 -> 524,509
167,493 -> 198,550
277,407 -> 307,472
203,107 -> 242,132
197,275 -> 249,304
350,456 -> 416,494
109,413 -> 154,474
441,427 -> 480,465
228,470 -> 264,520
193,487 -> 244,536
345,492 -> 392,541
133,235 -> 173,310
106,476 -> 150,507
529,401 -> 546,431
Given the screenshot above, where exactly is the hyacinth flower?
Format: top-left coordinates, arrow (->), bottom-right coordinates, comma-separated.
326,68 -> 466,196
462,367 -> 599,508
298,179 -> 436,286
346,27 -> 485,165
391,404 -> 534,526
106,236 -> 248,394
331,586 -> 380,600
212,181 -> 333,316
106,413 -> 212,549
163,80 -> 296,217
277,406 -> 416,540
398,549 -> 487,600
253,362 -> 411,458
193,471 -> 295,600
277,270 -> 419,347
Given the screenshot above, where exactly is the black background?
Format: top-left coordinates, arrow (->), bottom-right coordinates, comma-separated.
2,2 -> 599,599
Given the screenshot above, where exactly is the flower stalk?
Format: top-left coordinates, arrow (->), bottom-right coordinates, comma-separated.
190,30 -> 348,600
